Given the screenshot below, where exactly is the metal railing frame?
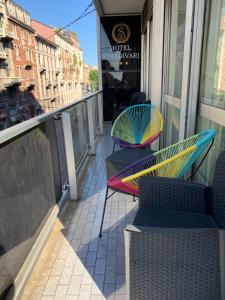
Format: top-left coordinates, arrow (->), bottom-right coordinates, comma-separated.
0,90 -> 103,202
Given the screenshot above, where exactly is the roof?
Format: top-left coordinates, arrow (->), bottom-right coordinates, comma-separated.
31,20 -> 56,44
93,0 -> 145,16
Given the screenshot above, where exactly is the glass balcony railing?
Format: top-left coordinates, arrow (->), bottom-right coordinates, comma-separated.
0,91 -> 103,298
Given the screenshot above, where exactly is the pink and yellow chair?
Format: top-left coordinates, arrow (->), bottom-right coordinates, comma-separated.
99,129 -> 216,237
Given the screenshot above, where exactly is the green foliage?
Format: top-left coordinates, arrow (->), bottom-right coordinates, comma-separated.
89,69 -> 98,91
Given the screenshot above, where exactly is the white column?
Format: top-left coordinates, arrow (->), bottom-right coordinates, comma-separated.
87,98 -> 96,154
96,15 -> 102,90
145,21 -> 150,99
151,0 -> 165,108
61,112 -> 78,200
150,0 -> 165,150
141,33 -> 145,92
97,92 -> 103,134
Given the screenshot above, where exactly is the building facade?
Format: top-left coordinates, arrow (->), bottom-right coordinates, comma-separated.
31,20 -> 59,112
83,63 -> 92,93
0,0 -> 86,129
70,32 -> 84,99
0,0 -> 18,129
7,0 -> 40,120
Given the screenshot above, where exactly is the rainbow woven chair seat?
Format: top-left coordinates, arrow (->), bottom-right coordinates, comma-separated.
111,104 -> 163,149
108,129 -> 216,197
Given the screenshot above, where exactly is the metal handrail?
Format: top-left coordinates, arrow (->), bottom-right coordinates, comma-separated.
0,90 -> 102,145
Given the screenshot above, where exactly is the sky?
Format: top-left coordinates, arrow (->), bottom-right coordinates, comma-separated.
15,0 -> 98,66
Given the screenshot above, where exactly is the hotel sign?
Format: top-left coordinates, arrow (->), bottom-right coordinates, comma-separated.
100,16 -> 141,121
101,19 -> 141,64
112,23 -> 131,44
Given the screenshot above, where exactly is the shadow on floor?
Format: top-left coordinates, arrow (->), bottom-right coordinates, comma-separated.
19,123 -> 137,300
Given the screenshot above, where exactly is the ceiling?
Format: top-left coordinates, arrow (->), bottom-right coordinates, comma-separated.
93,0 -> 145,16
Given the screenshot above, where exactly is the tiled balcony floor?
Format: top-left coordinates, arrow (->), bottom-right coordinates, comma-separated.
20,124 -> 137,300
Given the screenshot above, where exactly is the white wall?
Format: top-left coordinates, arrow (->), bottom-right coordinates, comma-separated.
150,0 -> 165,109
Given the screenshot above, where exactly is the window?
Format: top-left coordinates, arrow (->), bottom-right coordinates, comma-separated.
194,0 -> 225,185
167,0 -> 187,98
13,24 -> 18,39
200,0 -> 225,109
38,42 -> 42,51
15,46 -> 20,59
164,103 -> 180,146
17,66 -> 22,78
28,33 -> 31,45
26,69 -> 29,80
25,48 -> 29,60
195,116 -> 225,184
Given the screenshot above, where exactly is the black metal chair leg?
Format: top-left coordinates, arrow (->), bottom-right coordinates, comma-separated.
133,195 -> 136,202
99,186 -> 109,238
112,142 -> 116,153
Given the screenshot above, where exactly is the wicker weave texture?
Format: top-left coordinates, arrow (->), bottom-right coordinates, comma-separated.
126,229 -> 220,300
139,177 -> 208,213
133,208 -> 218,228
212,150 -> 225,228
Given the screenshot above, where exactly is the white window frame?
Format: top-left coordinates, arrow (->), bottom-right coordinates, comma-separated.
188,0 -> 225,132
162,0 -> 194,144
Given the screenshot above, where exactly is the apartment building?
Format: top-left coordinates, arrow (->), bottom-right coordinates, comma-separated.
0,1 -> 86,128
31,20 -> 59,112
54,30 -> 75,104
0,0 -> 17,129
83,63 -> 92,93
70,32 -> 84,99
6,0 -> 40,120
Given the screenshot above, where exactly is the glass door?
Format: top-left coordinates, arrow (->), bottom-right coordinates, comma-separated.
163,0 -> 194,146
193,0 -> 225,184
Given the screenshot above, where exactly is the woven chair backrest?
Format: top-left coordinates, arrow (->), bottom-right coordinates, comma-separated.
111,104 -> 163,148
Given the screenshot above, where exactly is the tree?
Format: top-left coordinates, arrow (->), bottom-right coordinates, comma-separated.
89,69 -> 98,91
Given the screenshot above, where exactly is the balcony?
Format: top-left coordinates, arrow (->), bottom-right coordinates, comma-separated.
0,28 -> 14,41
2,77 -> 22,88
0,50 -> 7,61
46,80 -> 51,88
51,78 -> 57,84
25,63 -> 32,70
0,92 -> 105,299
0,4 -> 5,15
40,64 -> 46,73
26,79 -> 36,88
56,68 -> 61,75
20,129 -> 130,300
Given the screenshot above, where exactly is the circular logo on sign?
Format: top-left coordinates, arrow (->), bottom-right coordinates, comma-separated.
112,23 -> 131,44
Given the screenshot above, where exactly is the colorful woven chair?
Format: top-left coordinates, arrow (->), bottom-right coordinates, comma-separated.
111,104 -> 163,150
99,129 -> 216,237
